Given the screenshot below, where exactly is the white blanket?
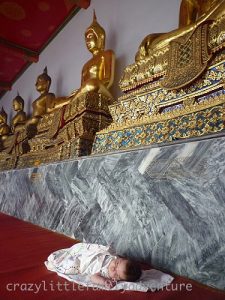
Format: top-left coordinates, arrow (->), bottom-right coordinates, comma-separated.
45,260 -> 174,292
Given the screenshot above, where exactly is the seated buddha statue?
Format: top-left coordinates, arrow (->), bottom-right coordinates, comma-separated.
0,108 -> 11,151
11,93 -> 27,132
27,67 -> 69,127
27,67 -> 56,125
0,108 -> 10,139
71,11 -> 115,102
44,12 -> 115,157
135,0 -> 224,61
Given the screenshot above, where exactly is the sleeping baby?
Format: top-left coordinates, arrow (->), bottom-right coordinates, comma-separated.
45,242 -> 142,288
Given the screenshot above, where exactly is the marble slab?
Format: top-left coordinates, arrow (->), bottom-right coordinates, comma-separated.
1,134 -> 225,290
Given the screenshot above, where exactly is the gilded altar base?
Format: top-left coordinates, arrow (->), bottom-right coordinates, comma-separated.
0,152 -> 17,170
15,92 -> 112,168
16,146 -> 62,169
92,57 -> 225,154
56,92 -> 112,159
93,98 -> 225,154
0,92 -> 112,170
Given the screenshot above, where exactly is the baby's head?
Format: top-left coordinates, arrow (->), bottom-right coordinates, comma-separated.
108,257 -> 142,282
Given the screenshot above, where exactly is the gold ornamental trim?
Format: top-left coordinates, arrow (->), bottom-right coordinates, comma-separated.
99,93 -> 225,134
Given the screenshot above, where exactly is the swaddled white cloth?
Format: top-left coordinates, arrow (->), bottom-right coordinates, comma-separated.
45,242 -> 174,292
45,243 -> 116,277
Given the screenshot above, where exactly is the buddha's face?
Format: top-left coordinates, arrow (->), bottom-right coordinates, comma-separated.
13,99 -> 22,111
35,76 -> 50,94
85,30 -> 99,53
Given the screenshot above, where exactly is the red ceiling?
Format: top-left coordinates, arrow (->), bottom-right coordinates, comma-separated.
0,0 -> 90,98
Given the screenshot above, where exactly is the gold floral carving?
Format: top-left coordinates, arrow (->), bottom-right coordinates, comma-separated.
161,22 -> 211,90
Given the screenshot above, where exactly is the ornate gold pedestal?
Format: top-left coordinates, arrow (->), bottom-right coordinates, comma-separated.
0,152 -> 17,170
16,92 -> 112,168
60,91 -> 112,158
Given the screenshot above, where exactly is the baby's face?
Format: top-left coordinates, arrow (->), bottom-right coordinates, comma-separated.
108,258 -> 128,281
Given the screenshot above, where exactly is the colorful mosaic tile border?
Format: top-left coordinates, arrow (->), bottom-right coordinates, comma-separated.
92,104 -> 225,154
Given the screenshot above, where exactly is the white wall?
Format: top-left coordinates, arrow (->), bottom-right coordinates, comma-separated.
1,0 -> 181,120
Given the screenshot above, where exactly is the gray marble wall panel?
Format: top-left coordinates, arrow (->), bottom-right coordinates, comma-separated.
1,135 -> 225,290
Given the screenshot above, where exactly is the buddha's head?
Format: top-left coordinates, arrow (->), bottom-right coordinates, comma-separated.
0,107 -> 7,124
85,11 -> 105,54
35,67 -> 51,94
13,93 -> 24,112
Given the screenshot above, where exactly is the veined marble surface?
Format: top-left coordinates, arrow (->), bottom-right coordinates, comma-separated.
1,135 -> 225,290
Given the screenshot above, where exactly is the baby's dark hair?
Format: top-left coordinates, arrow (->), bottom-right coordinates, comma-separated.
124,259 -> 142,282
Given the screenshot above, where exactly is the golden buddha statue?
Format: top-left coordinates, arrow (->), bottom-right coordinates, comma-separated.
135,0 -> 224,61
11,93 -> 27,132
179,0 -> 220,27
0,108 -> 11,151
0,108 -> 10,139
0,96 -> 26,155
28,67 -> 56,125
71,11 -> 115,102
45,11 -> 116,159
28,67 -> 70,127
